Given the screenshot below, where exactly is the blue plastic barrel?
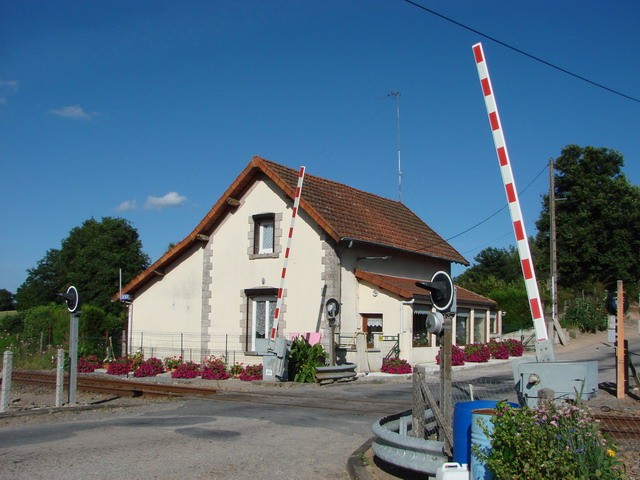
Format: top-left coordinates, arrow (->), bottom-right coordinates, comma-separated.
471,408 -> 495,480
452,400 -> 500,465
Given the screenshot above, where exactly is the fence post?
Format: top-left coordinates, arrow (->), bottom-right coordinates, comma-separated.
412,365 -> 426,439
1,350 -> 13,413
56,349 -> 65,407
181,333 -> 184,360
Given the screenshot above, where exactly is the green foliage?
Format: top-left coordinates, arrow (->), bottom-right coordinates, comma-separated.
562,297 -> 607,333
475,401 -> 626,480
0,310 -> 23,334
289,336 -> 326,383
22,303 -> 69,347
0,289 -> 16,311
16,217 -> 150,314
486,286 -> 530,333
535,145 -> 640,295
456,247 -> 522,294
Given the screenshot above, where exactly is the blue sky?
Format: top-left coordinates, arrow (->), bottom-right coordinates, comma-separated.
1,1 -> 638,293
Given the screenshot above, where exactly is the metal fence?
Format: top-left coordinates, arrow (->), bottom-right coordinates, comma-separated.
129,331 -> 250,365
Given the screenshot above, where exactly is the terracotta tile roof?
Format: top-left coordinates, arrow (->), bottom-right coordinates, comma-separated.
116,157 -> 468,298
260,159 -> 467,265
354,269 -> 497,308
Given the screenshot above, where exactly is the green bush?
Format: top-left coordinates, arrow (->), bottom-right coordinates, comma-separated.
289,336 -> 326,383
22,303 -> 69,347
562,297 -> 607,333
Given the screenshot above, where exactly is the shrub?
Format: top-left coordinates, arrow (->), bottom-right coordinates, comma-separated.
503,338 -> 524,357
163,355 -> 183,370
464,343 -> 491,363
107,356 -> 132,375
475,401 -> 626,480
380,357 -> 412,374
171,361 -> 200,379
436,344 -> 465,366
229,362 -> 245,377
133,357 -> 164,377
289,337 -> 326,383
78,354 -> 102,373
562,297 -> 607,333
487,341 -> 510,360
239,364 -> 263,381
201,355 -> 230,380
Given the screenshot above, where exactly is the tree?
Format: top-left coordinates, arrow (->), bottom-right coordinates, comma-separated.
455,246 -> 521,296
535,145 -> 640,295
0,289 -> 16,311
16,217 -> 150,314
455,246 -> 533,333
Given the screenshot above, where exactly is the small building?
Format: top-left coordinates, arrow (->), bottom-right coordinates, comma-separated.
117,157 -> 502,371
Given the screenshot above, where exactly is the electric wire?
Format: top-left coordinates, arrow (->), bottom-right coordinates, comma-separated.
400,0 -> 640,104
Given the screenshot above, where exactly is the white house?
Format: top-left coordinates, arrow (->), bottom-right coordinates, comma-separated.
116,157 -> 502,371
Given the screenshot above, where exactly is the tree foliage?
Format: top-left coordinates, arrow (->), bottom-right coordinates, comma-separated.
16,217 -> 150,314
457,145 -> 639,334
0,289 -> 16,311
535,145 -> 640,295
455,247 -> 533,333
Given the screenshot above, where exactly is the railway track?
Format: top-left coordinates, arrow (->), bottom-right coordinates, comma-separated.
9,370 -> 408,416
10,371 -> 639,437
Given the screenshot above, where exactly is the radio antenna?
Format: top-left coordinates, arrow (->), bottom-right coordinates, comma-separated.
388,91 -> 402,202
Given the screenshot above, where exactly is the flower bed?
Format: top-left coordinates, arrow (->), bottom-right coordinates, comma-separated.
474,400 -> 626,479
239,364 -> 263,381
78,355 -> 102,373
436,344 -> 466,366
133,357 -> 165,377
380,357 -> 412,374
464,343 -> 491,363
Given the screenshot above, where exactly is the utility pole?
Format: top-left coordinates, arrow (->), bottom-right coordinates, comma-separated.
388,91 -> 402,202
549,159 -> 567,345
549,159 -> 558,336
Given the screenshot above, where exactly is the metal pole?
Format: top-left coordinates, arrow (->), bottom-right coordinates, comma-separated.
68,312 -> 79,404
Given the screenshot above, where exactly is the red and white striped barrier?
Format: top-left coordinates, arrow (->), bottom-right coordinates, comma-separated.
269,166 -> 306,351
472,43 -> 550,344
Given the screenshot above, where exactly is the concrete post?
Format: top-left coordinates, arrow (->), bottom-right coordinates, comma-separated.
56,348 -> 65,407
1,350 -> 13,413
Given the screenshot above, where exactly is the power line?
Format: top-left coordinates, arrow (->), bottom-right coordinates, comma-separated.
444,161 -> 548,243
400,0 -> 640,104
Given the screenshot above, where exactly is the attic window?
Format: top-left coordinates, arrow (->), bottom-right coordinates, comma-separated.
254,214 -> 275,254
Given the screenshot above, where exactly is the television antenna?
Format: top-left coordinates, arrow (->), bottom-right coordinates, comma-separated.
388,91 -> 402,202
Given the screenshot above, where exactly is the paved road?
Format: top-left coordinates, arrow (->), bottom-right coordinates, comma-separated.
0,380 -> 417,480
1,328 -> 636,480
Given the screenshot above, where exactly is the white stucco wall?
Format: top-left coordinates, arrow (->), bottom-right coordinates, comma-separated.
207,178 -> 326,361
129,245 -> 204,359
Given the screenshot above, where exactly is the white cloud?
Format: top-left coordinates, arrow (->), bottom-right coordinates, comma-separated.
115,199 -> 137,212
144,192 -> 187,210
49,104 -> 96,121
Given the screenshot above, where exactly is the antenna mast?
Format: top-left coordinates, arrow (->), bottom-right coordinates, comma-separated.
389,91 -> 402,202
